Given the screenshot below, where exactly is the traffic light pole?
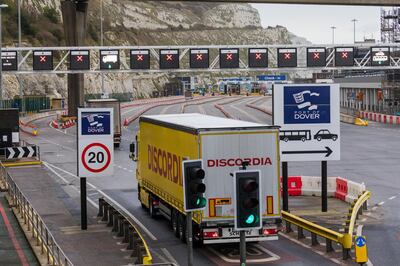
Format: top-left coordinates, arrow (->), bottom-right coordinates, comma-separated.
187,211 -> 193,266
240,231 -> 246,266
282,162 -> 289,212
321,161 -> 328,212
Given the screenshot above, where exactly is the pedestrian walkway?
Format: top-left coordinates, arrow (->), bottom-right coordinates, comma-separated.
0,193 -> 39,266
5,165 -> 135,266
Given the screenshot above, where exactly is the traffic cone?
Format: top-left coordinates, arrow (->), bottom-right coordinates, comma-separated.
124,118 -> 129,126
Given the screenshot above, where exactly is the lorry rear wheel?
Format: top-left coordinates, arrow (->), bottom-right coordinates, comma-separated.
178,213 -> 187,243
171,209 -> 179,238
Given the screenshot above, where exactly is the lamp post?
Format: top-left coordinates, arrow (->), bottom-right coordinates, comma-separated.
100,0 -> 105,95
0,4 -> 9,101
351,19 -> 358,44
331,26 -> 336,45
18,0 -> 24,112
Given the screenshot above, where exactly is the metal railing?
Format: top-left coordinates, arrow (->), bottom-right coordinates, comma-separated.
98,198 -> 153,265
282,190 -> 371,260
0,163 -> 73,266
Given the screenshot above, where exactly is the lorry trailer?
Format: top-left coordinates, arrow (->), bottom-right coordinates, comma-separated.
132,113 -> 281,244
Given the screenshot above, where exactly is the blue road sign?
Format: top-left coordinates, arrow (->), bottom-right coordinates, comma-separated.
284,85 -> 331,124
355,236 -> 366,247
81,111 -> 111,135
257,75 -> 286,81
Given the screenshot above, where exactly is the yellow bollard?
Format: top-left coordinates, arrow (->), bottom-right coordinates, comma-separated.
354,235 -> 368,265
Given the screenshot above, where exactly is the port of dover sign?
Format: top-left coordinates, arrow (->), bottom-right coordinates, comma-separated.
78,108 -> 114,177
273,83 -> 340,162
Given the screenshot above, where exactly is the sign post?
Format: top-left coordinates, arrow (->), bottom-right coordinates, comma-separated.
78,108 -> 114,230
273,84 -> 340,212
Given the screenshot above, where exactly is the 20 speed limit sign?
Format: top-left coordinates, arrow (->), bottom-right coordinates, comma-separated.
81,143 -> 111,173
78,108 -> 114,177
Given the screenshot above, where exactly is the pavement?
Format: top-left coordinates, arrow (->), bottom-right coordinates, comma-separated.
4,95 -> 391,265
5,164 -> 137,266
0,192 -> 39,266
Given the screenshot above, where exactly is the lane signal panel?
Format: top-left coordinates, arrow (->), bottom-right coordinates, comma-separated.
220,48 -> 239,69
70,50 -> 90,70
130,49 -> 150,70
248,48 -> 268,68
190,49 -> 209,69
33,51 -> 53,71
160,49 -> 179,69
307,47 -> 326,67
278,48 -> 297,68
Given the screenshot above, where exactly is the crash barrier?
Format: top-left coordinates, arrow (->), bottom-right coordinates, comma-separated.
0,163 -> 72,266
98,198 -> 153,265
123,96 -> 215,126
285,176 -> 366,205
245,97 -> 273,116
340,113 -> 356,124
181,97 -> 222,113
359,111 -> 400,125
121,96 -> 184,109
343,191 -> 371,259
19,110 -> 65,136
214,97 -> 247,119
282,211 -> 352,258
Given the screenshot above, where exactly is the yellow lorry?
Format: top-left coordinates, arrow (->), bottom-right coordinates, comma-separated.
132,113 -> 281,244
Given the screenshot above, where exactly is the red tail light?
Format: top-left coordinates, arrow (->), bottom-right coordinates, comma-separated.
203,231 -> 218,238
263,228 -> 278,235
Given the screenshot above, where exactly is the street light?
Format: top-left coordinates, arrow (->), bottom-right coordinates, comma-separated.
351,19 -> 358,44
331,26 -> 336,45
18,0 -> 24,113
100,0 -> 105,94
0,4 -> 9,102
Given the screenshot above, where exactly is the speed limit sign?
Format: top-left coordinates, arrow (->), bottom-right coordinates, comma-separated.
78,108 -> 114,177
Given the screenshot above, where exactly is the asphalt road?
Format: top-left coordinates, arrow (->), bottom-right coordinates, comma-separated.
20,94 -> 400,265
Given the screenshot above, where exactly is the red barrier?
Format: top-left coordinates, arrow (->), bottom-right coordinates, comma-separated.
335,178 -> 348,201
389,116 -> 393,124
288,176 -> 302,196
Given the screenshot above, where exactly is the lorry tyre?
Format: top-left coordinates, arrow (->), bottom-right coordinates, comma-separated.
178,213 -> 187,243
171,209 -> 180,238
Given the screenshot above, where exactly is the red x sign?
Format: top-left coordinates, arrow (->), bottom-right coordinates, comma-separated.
76,55 -> 83,62
313,52 -> 320,59
255,53 -> 262,60
166,54 -> 173,61
196,54 -> 203,61
137,55 -> 144,61
341,52 -> 348,59
226,53 -> 233,60
284,53 -> 291,60
40,56 -> 47,62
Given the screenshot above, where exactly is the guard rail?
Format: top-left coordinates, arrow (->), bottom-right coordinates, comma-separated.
98,198 -> 153,265
0,163 -> 72,266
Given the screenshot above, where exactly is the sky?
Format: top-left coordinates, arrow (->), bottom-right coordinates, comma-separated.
252,4 -> 383,44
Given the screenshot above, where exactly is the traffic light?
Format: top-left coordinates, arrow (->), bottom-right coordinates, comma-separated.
234,170 -> 262,230
183,160 -> 206,212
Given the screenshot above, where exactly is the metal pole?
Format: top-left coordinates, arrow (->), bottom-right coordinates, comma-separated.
240,230 -> 246,266
187,212 -> 193,266
331,26 -> 336,45
321,161 -> 328,212
18,0 -> 24,113
80,177 -> 87,230
282,161 -> 289,212
0,7 -> 3,101
351,19 -> 358,44
100,0 -> 105,95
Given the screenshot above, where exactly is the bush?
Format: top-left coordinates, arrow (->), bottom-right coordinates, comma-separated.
43,7 -> 59,24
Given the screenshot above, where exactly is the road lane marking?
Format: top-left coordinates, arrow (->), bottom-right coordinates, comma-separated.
388,196 -> 396,200
378,201 -> 385,206
42,161 -> 157,241
161,248 -> 179,265
279,232 -> 341,265
207,244 -> 280,263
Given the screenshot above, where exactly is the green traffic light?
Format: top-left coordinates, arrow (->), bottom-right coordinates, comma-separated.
194,197 -> 206,208
246,214 -> 255,224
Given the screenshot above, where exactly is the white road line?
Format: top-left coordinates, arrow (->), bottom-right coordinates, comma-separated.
42,161 -> 157,241
388,196 -> 396,200
371,206 -> 377,211
378,201 -> 385,206
278,232 -> 340,265
160,248 -> 179,266
36,136 -> 76,151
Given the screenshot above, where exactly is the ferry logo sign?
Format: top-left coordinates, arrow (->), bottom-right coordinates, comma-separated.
284,86 -> 330,124
81,112 -> 111,135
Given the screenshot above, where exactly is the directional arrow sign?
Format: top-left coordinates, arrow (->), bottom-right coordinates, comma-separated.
282,147 -> 333,157
273,83 -> 340,162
